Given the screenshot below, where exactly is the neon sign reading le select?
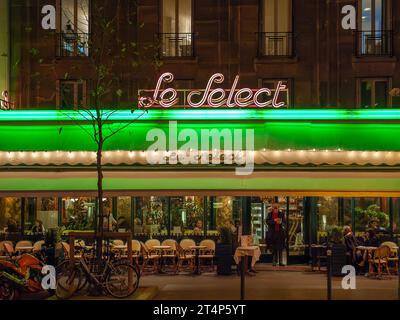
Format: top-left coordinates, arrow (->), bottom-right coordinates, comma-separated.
139,73 -> 287,109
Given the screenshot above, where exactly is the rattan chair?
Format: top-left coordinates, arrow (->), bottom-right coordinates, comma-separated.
0,241 -> 14,259
368,245 -> 391,276
178,239 -> 196,273
15,240 -> 33,253
141,241 -> 160,274
33,240 -> 45,253
199,239 -> 216,273
381,241 -> 399,274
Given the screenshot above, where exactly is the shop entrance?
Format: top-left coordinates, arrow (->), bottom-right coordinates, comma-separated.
250,196 -> 307,264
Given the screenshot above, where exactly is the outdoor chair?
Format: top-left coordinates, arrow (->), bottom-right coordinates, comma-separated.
368,245 -> 391,277
119,240 -> 141,267
160,239 -> 179,274
141,241 -> 160,274
178,239 -> 196,273
62,242 -> 82,260
15,240 -> 33,253
0,241 -> 14,259
381,241 -> 399,274
199,239 -> 216,273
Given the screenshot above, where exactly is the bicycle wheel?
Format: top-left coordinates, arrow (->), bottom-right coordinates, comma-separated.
55,264 -> 82,300
105,263 -> 139,298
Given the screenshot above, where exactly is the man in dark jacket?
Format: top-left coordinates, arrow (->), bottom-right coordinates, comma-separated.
343,226 -> 360,265
266,203 -> 286,266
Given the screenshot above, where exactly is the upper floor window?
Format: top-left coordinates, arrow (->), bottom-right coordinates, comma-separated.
356,0 -> 392,56
57,0 -> 90,57
357,78 -> 391,108
258,0 -> 293,57
160,0 -> 193,58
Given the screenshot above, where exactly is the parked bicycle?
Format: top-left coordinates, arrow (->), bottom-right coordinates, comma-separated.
56,246 -> 139,299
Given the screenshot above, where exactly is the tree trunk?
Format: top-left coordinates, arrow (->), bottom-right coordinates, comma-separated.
96,123 -> 104,262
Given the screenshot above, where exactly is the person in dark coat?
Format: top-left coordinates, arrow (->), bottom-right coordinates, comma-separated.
266,203 -> 286,266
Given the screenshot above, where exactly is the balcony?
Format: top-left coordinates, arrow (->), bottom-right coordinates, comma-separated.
158,33 -> 194,58
355,30 -> 393,57
257,32 -> 294,57
56,33 -> 89,57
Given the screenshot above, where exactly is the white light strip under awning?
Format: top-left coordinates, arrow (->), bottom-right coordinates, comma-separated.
1,150 -> 400,166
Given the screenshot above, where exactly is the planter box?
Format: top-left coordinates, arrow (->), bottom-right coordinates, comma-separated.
330,244 -> 347,276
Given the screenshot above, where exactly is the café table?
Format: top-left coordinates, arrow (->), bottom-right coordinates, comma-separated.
189,245 -> 207,275
153,245 -> 172,273
234,246 -> 261,275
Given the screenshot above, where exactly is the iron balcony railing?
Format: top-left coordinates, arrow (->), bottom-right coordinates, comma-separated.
355,30 -> 393,57
158,33 -> 195,58
257,32 -> 294,57
56,32 -> 90,57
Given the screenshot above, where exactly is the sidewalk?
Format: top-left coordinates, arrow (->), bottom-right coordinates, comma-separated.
140,265 -> 399,300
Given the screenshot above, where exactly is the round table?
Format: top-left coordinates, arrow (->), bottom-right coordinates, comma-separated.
189,246 -> 207,275
356,246 -> 378,276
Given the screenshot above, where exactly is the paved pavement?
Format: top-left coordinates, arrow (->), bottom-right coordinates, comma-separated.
140,265 -> 399,300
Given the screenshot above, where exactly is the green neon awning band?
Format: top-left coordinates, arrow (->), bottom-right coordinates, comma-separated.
2,108 -> 400,122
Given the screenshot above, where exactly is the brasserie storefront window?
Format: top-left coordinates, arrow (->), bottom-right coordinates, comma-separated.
316,197 -> 339,242
61,197 -> 96,230
135,197 -> 168,235
116,197 -> 132,232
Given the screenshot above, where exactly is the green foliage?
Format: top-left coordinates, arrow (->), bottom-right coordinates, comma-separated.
326,225 -> 343,244
354,205 -> 389,230
65,198 -> 92,231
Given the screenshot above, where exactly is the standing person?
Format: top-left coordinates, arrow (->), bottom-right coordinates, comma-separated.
103,209 -> 117,231
266,203 -> 286,267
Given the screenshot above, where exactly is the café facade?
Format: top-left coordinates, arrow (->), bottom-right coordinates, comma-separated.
1,80 -> 400,263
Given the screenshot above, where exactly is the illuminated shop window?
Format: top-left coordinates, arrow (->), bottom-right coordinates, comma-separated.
316,197 -> 339,243
170,196 -> 204,236
116,197 -> 132,232
0,198 -> 22,234
135,197 -> 168,236
61,197 -> 96,231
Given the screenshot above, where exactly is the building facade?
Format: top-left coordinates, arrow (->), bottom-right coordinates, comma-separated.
1,0 -> 400,263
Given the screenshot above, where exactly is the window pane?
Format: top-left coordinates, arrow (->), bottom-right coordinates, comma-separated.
0,198 -> 21,233
136,197 -> 168,236
77,0 -> 89,34
61,0 -> 75,32
393,198 -> 400,241
60,82 -> 75,109
163,0 -> 176,33
170,196 -> 204,236
362,0 -> 372,30
178,0 -> 191,33
375,81 -> 388,108
361,80 -> 372,108
316,197 -> 338,243
62,197 -> 96,230
116,197 -> 131,232
35,198 -> 59,231
353,198 -> 390,232
213,196 -> 241,230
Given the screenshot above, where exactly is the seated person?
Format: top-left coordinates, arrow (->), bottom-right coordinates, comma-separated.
364,228 -> 380,247
31,219 -> 46,234
133,218 -> 143,234
193,220 -> 203,235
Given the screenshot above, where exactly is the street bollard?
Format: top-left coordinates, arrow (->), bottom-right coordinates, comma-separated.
327,249 -> 332,301
240,256 -> 246,300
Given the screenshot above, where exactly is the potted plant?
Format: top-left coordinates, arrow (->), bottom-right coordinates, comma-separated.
215,226 -> 233,275
326,225 -> 347,276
